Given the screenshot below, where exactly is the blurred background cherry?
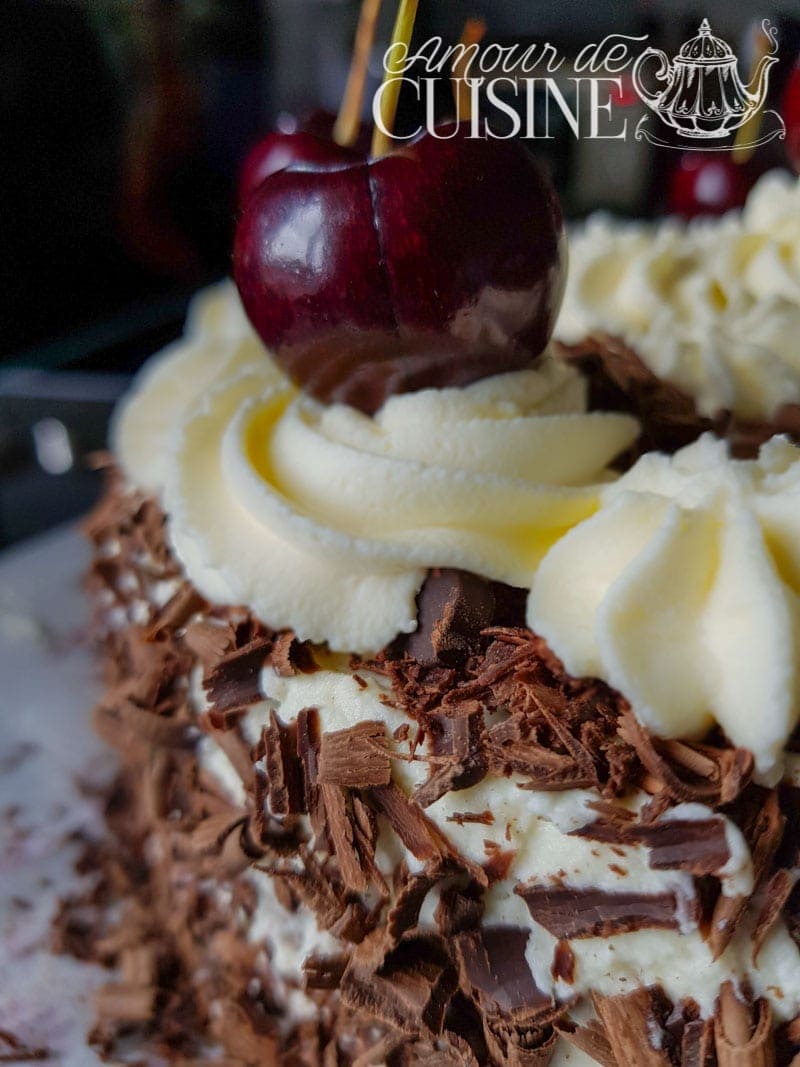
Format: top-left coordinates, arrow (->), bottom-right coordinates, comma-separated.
667,152 -> 756,219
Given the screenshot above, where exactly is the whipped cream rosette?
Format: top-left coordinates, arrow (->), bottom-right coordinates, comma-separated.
530,433 -> 800,780
557,171 -> 800,421
114,285 -> 638,652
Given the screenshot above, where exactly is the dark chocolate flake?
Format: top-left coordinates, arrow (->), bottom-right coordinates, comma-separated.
454,926 -> 554,1022
319,720 -> 391,788
516,884 -> 683,940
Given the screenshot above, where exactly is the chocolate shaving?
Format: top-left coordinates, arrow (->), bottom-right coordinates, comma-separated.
205,636 -> 274,719
557,1018 -> 616,1067
297,707 -> 326,843
414,709 -> 487,808
340,931 -> 458,1037
715,984 -> 776,1067
573,813 -> 731,878
258,710 -> 305,816
555,334 -> 716,461
387,869 -> 436,944
753,869 -> 795,963
592,988 -> 672,1067
320,782 -> 371,895
557,333 -> 800,463
146,581 -> 206,640
446,810 -> 494,827
183,618 -> 235,671
618,707 -> 753,806
516,884 -> 684,939
271,630 -> 318,677
303,953 -> 348,990
397,568 -> 499,668
370,781 -> 483,882
454,926 -> 555,1023
710,789 -> 784,958
319,721 -> 391,788
435,883 -> 485,939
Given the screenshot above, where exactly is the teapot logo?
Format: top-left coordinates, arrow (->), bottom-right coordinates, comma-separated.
632,19 -> 786,149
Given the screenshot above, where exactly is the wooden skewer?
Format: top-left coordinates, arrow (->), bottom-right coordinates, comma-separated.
333,0 -> 383,148
371,0 -> 419,158
452,18 -> 487,123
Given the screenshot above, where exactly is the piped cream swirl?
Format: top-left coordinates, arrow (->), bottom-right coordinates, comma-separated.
114,283 -> 638,652
556,170 -> 800,420
530,433 -> 800,780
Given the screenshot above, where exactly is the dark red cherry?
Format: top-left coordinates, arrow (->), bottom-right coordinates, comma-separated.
233,124 -> 566,414
236,131 -> 359,210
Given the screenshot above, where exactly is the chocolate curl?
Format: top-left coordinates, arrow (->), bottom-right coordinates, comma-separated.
370,780 -> 487,886
557,1019 -> 616,1067
618,708 -> 753,805
482,1023 -> 557,1067
205,636 -> 275,723
555,334 -> 715,460
93,699 -> 196,751
183,617 -> 235,671
516,884 -> 683,940
145,581 -> 206,640
453,926 -> 557,1025
340,930 -> 457,1036
258,709 -> 305,815
752,869 -> 795,963
319,782 -> 370,894
714,984 -> 776,1067
207,720 -> 254,786
318,720 -> 392,788
591,989 -> 672,1067
207,1000 -> 279,1063
710,789 -> 784,959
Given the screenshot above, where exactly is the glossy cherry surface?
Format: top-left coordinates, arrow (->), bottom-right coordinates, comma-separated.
667,152 -> 753,219
237,131 -> 359,210
234,124 -> 566,413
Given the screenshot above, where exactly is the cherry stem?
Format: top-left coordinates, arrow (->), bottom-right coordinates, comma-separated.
371,0 -> 419,158
452,19 -> 486,122
333,0 -> 383,148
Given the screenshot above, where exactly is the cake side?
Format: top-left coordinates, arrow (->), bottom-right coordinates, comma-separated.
56,458 -> 800,1066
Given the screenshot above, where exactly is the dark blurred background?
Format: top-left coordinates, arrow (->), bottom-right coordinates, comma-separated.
1,0 -> 799,547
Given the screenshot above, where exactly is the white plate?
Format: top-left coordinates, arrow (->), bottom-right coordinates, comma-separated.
0,525 -> 108,1065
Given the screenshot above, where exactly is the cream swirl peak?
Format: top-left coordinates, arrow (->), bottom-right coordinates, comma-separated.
556,170 -> 800,420
530,433 -> 800,781
114,284 -> 638,652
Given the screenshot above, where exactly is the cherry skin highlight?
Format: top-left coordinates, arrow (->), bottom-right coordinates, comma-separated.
234,124 -> 566,414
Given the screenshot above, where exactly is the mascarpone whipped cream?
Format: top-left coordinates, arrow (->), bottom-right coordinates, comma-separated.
530,433 -> 800,780
113,283 -> 638,652
198,664 -> 800,1023
556,170 -> 800,420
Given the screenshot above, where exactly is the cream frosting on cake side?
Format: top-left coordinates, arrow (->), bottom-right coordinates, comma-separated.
529,433 -> 800,781
194,663 -> 800,1024
556,171 -> 800,420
